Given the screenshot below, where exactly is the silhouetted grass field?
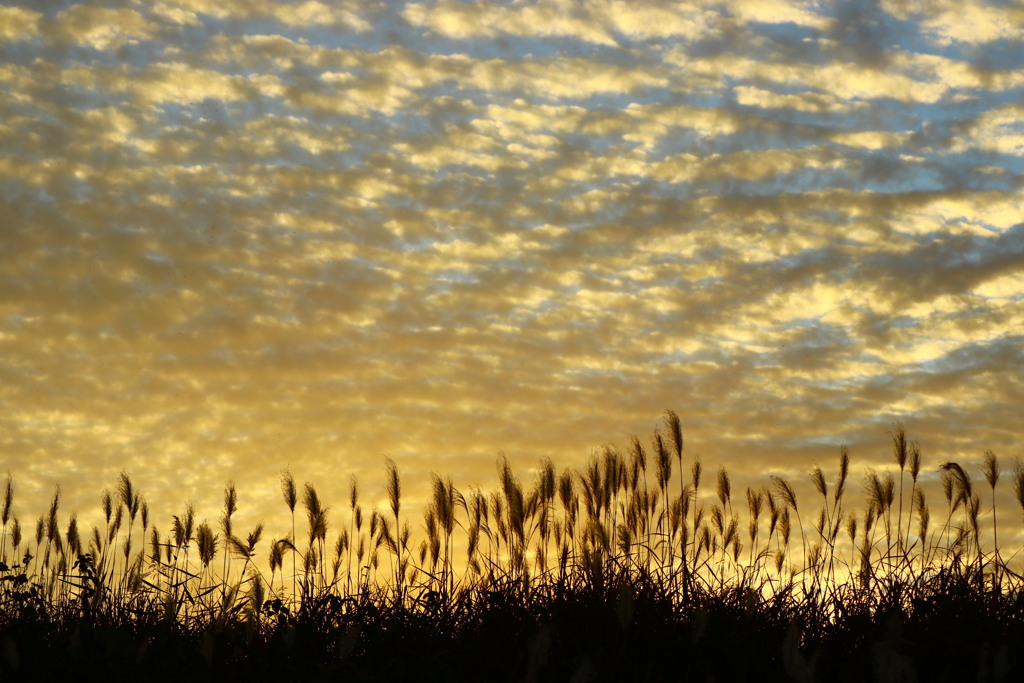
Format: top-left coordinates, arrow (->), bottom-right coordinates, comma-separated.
2,412 -> 1023,681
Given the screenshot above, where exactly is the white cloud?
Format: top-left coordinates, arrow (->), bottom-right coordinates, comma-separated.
830,130 -> 910,150
53,6 -> 159,50
150,2 -> 203,26
967,104 -> 1024,156
404,1 -> 616,45
917,1 -> 1024,46
726,0 -> 828,28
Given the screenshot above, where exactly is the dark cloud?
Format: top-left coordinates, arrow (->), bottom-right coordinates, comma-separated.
827,0 -> 898,68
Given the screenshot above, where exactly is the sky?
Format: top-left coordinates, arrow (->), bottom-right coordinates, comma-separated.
2,0 -> 1023,561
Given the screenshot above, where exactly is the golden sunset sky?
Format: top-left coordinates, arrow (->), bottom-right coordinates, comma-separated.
2,0 -> 1023,556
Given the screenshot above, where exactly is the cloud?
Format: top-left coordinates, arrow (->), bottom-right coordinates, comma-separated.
0,6 -> 41,41
145,0 -> 374,30
830,130 -> 911,150
466,55 -> 670,100
966,103 -> 1024,156
735,86 -> 845,113
726,0 -> 828,29
404,0 -> 617,45
403,0 -> 725,45
150,2 -> 204,26
916,1 -> 1024,46
272,1 -> 372,30
2,0 -> 1023,559
51,6 -> 160,50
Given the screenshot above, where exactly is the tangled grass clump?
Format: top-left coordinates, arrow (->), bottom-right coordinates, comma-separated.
2,412 -> 1023,682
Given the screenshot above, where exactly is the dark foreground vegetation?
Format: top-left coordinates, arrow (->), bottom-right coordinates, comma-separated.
2,412 -> 1024,681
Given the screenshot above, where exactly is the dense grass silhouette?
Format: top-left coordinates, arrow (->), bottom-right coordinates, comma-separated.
2,412 -> 1023,681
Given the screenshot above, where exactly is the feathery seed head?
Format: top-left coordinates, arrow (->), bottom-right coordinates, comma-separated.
304,485 -> 328,542
281,471 -> 297,512
431,473 -> 456,534
46,486 -> 60,543
601,446 -> 622,505
909,442 -> 922,482
184,504 -> 195,544
865,472 -> 883,514
881,473 -> 895,509
101,489 -> 112,525
1013,460 -> 1024,513
724,517 -> 738,549
717,467 -> 731,507
246,523 -> 264,552
664,409 -> 683,460
149,526 -> 160,564
941,468 -> 954,505
304,546 -> 317,573
66,514 -> 81,556
914,488 -> 926,514
558,468 -> 576,513
111,505 -> 123,538
2,474 -> 12,526
746,487 -> 764,522
539,457 -> 556,502
767,493 -> 779,536
771,476 -> 798,511
891,422 -> 907,470
983,450 -> 1000,490
172,516 -> 185,549
811,465 -> 827,498
303,483 -> 322,519
654,434 -> 671,489
835,446 -> 849,503
941,462 -> 972,504
385,458 -> 401,520
224,482 -> 237,518
711,505 -> 724,535
967,494 -> 981,537
628,454 -> 641,490
118,471 -> 134,514
630,435 -> 647,474
697,524 -> 711,557
196,521 -> 217,567
269,538 -> 283,573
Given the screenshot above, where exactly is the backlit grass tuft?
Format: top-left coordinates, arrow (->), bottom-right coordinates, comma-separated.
2,413 -> 1023,681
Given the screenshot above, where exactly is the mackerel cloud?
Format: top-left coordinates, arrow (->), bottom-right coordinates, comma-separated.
1,0 -> 1022,535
